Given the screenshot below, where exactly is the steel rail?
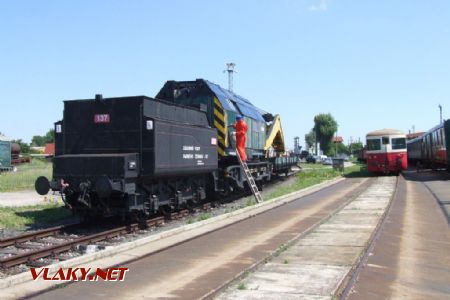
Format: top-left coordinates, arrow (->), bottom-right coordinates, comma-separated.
0,200 -> 245,269
0,223 -> 80,248
0,216 -> 164,269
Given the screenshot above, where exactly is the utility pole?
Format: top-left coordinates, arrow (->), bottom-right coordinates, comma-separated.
224,63 -> 236,92
439,104 -> 443,124
335,131 -> 338,157
349,136 -> 353,155
315,127 -> 318,155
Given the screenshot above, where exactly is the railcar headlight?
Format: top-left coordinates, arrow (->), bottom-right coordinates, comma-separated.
128,161 -> 137,170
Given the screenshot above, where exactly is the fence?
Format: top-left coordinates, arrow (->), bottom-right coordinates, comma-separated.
0,160 -> 52,192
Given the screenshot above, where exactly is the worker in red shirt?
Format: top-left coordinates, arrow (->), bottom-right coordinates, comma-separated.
233,115 -> 248,161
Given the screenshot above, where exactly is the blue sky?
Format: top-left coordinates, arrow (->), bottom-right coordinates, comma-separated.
1,0 -> 449,149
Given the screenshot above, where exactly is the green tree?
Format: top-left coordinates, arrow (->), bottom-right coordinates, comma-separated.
336,143 -> 349,155
304,129 -> 316,150
326,141 -> 350,156
348,142 -> 363,155
45,129 -> 55,143
31,129 -> 55,146
31,135 -> 45,146
313,113 -> 338,155
11,139 -> 30,154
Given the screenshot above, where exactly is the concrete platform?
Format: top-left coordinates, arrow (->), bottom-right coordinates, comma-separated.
0,190 -> 62,207
217,176 -> 396,300
243,264 -> 350,295
346,171 -> 450,299
281,245 -> 362,266
219,290 -> 329,300
423,174 -> 450,222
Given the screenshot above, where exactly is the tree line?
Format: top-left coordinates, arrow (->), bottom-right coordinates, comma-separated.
304,113 -> 363,156
5,129 -> 55,154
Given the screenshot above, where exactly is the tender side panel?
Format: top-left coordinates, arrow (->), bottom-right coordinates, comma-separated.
53,154 -> 139,178
153,120 -> 218,176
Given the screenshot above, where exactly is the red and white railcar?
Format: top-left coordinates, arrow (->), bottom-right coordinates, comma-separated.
366,129 -> 408,174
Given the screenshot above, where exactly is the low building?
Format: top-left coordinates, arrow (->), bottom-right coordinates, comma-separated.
332,136 -> 344,143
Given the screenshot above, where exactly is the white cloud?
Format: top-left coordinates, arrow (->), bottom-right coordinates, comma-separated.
308,0 -> 328,11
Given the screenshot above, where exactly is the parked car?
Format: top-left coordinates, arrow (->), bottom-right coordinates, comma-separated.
337,154 -> 349,161
319,155 -> 327,160
322,157 -> 333,165
306,155 -> 317,163
300,150 -> 309,159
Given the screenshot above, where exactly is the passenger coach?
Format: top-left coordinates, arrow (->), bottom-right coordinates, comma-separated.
366,129 -> 408,174
407,119 -> 449,170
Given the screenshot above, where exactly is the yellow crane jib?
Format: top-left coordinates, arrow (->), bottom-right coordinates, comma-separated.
264,114 -> 285,153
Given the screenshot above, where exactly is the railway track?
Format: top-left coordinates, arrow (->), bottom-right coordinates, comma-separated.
25,176 -> 371,300
0,205 -> 210,270
0,168 -> 298,272
5,168 -> 290,272
0,223 -> 80,248
0,170 -> 294,273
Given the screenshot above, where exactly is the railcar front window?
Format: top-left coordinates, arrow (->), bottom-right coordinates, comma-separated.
392,138 -> 406,150
367,139 -> 381,151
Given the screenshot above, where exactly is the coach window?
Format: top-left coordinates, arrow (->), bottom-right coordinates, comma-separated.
392,138 -> 406,150
382,136 -> 390,145
442,129 -> 446,146
367,139 -> 381,151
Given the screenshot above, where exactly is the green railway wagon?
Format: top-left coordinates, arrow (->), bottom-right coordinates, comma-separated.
156,79 -> 268,159
0,139 -> 12,171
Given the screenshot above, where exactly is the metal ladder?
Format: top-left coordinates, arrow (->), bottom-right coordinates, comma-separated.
236,151 -> 263,203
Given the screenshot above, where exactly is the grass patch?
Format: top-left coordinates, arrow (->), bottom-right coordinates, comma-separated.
0,203 -> 71,229
0,159 -> 52,192
266,168 -> 340,200
298,162 -> 329,170
343,163 -> 371,178
266,162 -> 369,201
237,282 -> 247,290
245,198 -> 256,207
283,259 -> 289,264
279,243 -> 288,252
197,212 -> 212,222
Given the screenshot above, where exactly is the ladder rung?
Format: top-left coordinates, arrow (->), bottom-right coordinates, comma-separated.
236,149 -> 262,203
